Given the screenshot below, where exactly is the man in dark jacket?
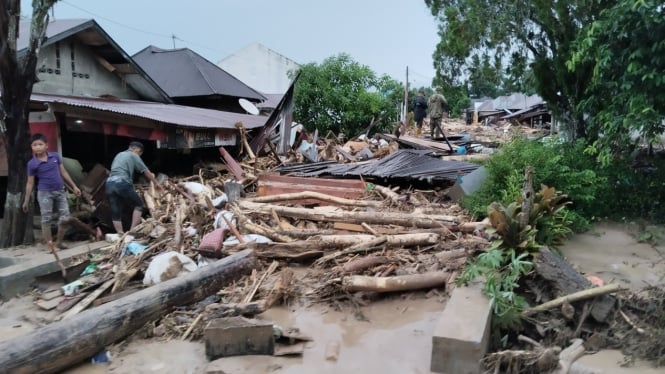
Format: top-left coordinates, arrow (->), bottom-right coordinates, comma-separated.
413,90 -> 428,137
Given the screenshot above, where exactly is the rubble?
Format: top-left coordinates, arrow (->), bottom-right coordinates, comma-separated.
3,120 -> 660,373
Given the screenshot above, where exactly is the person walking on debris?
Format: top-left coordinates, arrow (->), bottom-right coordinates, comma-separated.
413,90 -> 428,137
428,89 -> 448,138
106,141 -> 163,234
23,133 -> 82,249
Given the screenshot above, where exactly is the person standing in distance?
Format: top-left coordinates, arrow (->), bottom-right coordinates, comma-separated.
428,89 -> 448,138
23,133 -> 81,249
106,141 -> 163,234
413,90 -> 428,137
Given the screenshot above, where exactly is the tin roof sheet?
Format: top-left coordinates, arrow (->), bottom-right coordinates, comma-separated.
31,93 -> 268,129
276,149 -> 480,182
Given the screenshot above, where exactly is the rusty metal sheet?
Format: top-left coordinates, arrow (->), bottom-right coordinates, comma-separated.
257,173 -> 366,204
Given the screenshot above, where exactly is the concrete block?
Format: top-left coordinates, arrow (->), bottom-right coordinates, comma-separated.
431,283 -> 492,374
204,317 -> 274,360
0,241 -> 108,300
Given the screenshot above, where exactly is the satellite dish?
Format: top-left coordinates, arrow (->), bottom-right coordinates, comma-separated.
239,98 -> 259,115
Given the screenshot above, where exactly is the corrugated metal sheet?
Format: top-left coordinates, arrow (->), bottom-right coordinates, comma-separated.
31,93 -> 268,129
276,149 -> 480,182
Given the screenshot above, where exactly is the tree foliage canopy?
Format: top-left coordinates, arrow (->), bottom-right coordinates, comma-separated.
570,0 -> 665,165
425,0 -> 616,137
290,54 -> 403,137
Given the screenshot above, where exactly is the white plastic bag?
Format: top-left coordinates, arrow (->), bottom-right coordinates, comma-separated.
143,251 -> 198,286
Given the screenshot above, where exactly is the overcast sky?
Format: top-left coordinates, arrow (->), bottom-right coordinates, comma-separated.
20,0 -> 440,89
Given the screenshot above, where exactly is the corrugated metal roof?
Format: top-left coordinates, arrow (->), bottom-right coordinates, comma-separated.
276,149 -> 480,182
133,46 -> 265,101
476,93 -> 544,112
18,19 -> 170,103
31,93 -> 268,129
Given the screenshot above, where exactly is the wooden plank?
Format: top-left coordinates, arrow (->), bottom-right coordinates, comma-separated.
60,279 -> 114,320
40,289 -> 63,301
219,146 -> 245,181
55,293 -> 87,313
333,222 -> 366,232
257,174 -> 366,204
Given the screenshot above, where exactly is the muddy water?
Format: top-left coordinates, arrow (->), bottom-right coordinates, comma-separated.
95,295 -> 444,374
559,222 -> 665,290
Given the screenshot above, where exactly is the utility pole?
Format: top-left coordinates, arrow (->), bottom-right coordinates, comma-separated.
403,66 -> 409,124
172,34 -> 177,49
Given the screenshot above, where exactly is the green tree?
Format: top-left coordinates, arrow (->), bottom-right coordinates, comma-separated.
290,54 -> 402,137
569,0 -> 665,165
0,0 -> 59,248
468,53 -> 502,98
424,0 -> 615,139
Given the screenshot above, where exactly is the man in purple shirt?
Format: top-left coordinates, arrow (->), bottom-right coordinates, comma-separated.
22,133 -> 81,249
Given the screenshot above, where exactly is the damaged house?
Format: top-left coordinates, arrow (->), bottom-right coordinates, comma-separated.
0,18 -> 296,219
468,93 -> 550,127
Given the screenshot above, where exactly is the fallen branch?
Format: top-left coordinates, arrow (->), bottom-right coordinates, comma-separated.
342,272 -> 450,293
373,184 -> 401,206
243,261 -> 279,304
522,284 -> 622,317
181,314 -> 203,341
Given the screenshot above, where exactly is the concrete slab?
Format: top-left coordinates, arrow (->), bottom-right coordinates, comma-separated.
204,316 -> 274,360
431,283 -> 492,374
0,241 -> 109,300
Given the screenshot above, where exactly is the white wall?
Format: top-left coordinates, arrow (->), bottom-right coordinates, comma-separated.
218,43 -> 299,95
32,40 -> 140,99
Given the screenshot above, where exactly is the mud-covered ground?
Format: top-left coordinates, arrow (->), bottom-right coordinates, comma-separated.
2,222 -> 665,373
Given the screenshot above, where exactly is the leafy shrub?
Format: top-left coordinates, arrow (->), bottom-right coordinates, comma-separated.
463,136 -> 605,231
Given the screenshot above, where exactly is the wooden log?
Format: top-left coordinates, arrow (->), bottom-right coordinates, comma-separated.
533,247 -> 615,322
0,249 -> 256,374
342,255 -> 389,273
247,191 -> 381,208
342,272 -> 450,293
373,184 -> 401,205
238,201 -> 459,228
227,233 -> 439,257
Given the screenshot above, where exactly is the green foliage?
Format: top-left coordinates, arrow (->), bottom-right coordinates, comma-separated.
487,185 -> 573,252
463,137 -> 604,229
424,0 -> 617,139
290,54 -> 402,137
569,0 -> 665,166
459,245 -> 532,330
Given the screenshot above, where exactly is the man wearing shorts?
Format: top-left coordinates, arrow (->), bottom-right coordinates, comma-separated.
106,141 -> 163,234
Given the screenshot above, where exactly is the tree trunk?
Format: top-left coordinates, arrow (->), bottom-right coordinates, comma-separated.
533,247 -> 615,322
0,249 -> 256,374
225,232 -> 440,261
238,201 -> 459,228
342,272 -> 450,293
0,0 -> 58,248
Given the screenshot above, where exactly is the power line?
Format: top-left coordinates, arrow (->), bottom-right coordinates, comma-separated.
58,0 -> 230,57
60,0 -> 173,39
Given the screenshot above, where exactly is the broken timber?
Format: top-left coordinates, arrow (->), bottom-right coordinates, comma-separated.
257,173 -> 366,204
0,249 -> 256,374
238,201 -> 459,228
